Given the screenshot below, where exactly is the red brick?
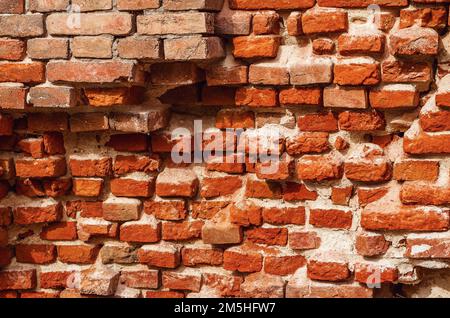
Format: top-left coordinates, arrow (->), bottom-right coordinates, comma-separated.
331,186 -> 353,206
382,60 -> 432,84
0,245 -> 10,264
0,62 -> 45,83
43,132 -> 65,154
334,61 -> 380,85
286,132 -> 329,155
114,155 -> 160,175
0,15 -> 44,38
287,12 -> 303,36
137,244 -> 180,268
162,220 -> 203,241
57,244 -> 100,264
47,12 -> 132,35
107,134 -> 148,152
229,0 -> 315,10
14,203 -> 63,225
369,86 -> 419,109
0,0 -> 25,13
400,7 -> 448,30
318,0 -> 407,6
0,270 -> 36,291
72,178 -> 103,197
137,12 -> 214,35
279,87 -> 321,106
145,291 -> 184,298
236,87 -> 278,107
72,36 -> 112,59
247,227 -> 288,246
245,177 -> 282,199
84,87 -> 144,107
70,113 -> 109,133
362,205 -> 449,231
282,182 -> 318,202
230,202 -> 263,227
156,168 -> 198,198
0,39 -> 25,60
66,201 -> 103,218
111,178 -> 154,198
117,0 -> 159,10
201,175 -> 242,199
312,38 -> 335,54
117,37 -> 162,59
233,36 -> 281,59
339,111 -> 385,131
401,182 -> 450,206
264,255 -> 306,276
393,160 -> 439,181
15,244 -> 56,264
40,271 -> 73,289
298,112 -> 338,132
296,154 -> 343,182
390,27 -> 439,56
102,197 -> 141,222
27,38 -> 68,59
302,10 -> 348,34
47,61 -> 142,84
182,246 -> 223,266
338,34 -> 385,55
144,200 -> 187,221
0,114 -> 13,135
120,221 -> 160,243
262,207 -> 306,225
40,222 -> 78,241
0,208 -> 11,227
223,249 -> 263,273
15,157 -> 66,178
355,232 -> 390,257
289,231 -> 321,250
28,113 -> 69,132
162,271 -> 201,292
310,209 -> 353,229
406,235 -> 450,259
307,259 -> 350,282
354,263 -> 398,284
120,270 -> 159,289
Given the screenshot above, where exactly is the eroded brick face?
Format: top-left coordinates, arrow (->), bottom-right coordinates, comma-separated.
0,0 -> 449,299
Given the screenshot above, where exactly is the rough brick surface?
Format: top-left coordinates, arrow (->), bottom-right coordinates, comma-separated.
0,0 -> 449,299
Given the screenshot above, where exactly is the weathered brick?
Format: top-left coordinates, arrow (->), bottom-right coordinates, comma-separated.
0,270 -> 36,291
14,202 -> 63,225
0,86 -> 28,109
233,36 -> 281,59
164,36 -> 225,61
29,0 -> 69,12
71,36 -> 113,59
0,15 -> 44,37
118,37 -> 162,60
29,86 -> 77,108
70,113 -> 109,132
302,9 -> 348,34
0,39 -> 25,60
138,12 -> 214,35
229,0 -> 315,10
0,62 -> 45,83
15,157 -> 66,178
27,38 -> 69,60
47,61 -> 142,84
47,13 -> 132,35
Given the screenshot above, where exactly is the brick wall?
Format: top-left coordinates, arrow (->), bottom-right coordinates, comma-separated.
0,0 -> 449,298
